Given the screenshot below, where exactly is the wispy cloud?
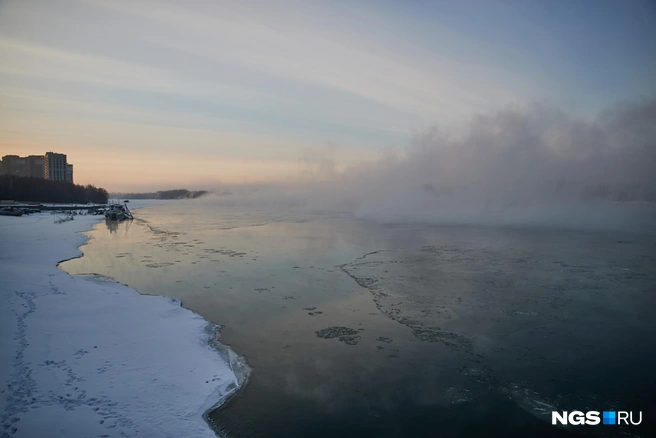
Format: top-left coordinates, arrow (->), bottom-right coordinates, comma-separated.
89,0 -> 533,118
0,0 -> 654,189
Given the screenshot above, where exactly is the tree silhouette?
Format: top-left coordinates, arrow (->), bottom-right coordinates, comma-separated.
0,175 -> 108,204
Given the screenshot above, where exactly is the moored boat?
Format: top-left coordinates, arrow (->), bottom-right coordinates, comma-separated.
104,201 -> 133,221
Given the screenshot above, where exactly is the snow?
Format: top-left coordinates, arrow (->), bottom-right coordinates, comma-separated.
0,212 -> 244,438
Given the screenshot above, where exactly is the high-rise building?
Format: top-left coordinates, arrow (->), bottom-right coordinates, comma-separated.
2,153 -> 71,181
27,155 -> 44,178
44,152 -> 68,181
1,155 -> 28,177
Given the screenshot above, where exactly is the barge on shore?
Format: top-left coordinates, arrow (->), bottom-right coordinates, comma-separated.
104,201 -> 133,221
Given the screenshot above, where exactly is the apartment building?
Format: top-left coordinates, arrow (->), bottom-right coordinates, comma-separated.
1,152 -> 73,183
44,152 -> 72,182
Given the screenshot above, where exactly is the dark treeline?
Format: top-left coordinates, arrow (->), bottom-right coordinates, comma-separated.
111,189 -> 208,200
0,175 -> 108,204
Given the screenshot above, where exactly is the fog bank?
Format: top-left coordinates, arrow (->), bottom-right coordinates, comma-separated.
207,98 -> 656,230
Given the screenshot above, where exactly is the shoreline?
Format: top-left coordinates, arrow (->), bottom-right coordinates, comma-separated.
72,208 -> 252,437
61,211 -> 253,438
46,201 -> 656,437
0,207 -> 247,437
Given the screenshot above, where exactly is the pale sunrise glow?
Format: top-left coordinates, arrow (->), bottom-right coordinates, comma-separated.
2,3 -> 656,437
0,0 -> 654,191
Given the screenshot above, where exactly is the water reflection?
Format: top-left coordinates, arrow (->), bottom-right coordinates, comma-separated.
63,203 -> 656,438
105,218 -> 133,234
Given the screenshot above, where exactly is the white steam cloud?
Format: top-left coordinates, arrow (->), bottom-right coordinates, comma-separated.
207,98 -> 656,231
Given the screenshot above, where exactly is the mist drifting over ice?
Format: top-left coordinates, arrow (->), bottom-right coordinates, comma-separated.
206,98 -> 656,230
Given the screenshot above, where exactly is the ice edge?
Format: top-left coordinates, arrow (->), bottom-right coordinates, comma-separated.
65,207 -> 250,437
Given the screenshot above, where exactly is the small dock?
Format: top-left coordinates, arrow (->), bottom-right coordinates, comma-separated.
5,204 -> 108,214
21,205 -> 106,211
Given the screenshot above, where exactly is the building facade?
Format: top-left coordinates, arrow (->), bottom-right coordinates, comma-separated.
27,155 -> 44,178
1,155 -> 28,177
1,152 -> 72,182
44,152 -> 68,182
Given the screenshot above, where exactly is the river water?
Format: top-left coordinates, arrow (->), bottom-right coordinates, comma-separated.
62,199 -> 656,437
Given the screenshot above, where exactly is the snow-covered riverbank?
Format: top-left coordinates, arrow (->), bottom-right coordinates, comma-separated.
0,212 -> 243,438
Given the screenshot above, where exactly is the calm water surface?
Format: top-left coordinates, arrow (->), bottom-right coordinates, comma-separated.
63,200 -> 656,437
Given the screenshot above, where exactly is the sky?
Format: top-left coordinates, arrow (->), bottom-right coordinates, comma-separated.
0,0 -> 654,192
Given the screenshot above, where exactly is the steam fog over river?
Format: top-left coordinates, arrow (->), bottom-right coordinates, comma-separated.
63,97 -> 656,437
3,0 -> 655,434
63,198 -> 656,437
59,97 -> 656,436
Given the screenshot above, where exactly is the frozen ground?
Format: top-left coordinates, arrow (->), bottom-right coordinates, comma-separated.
0,211 -> 244,438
